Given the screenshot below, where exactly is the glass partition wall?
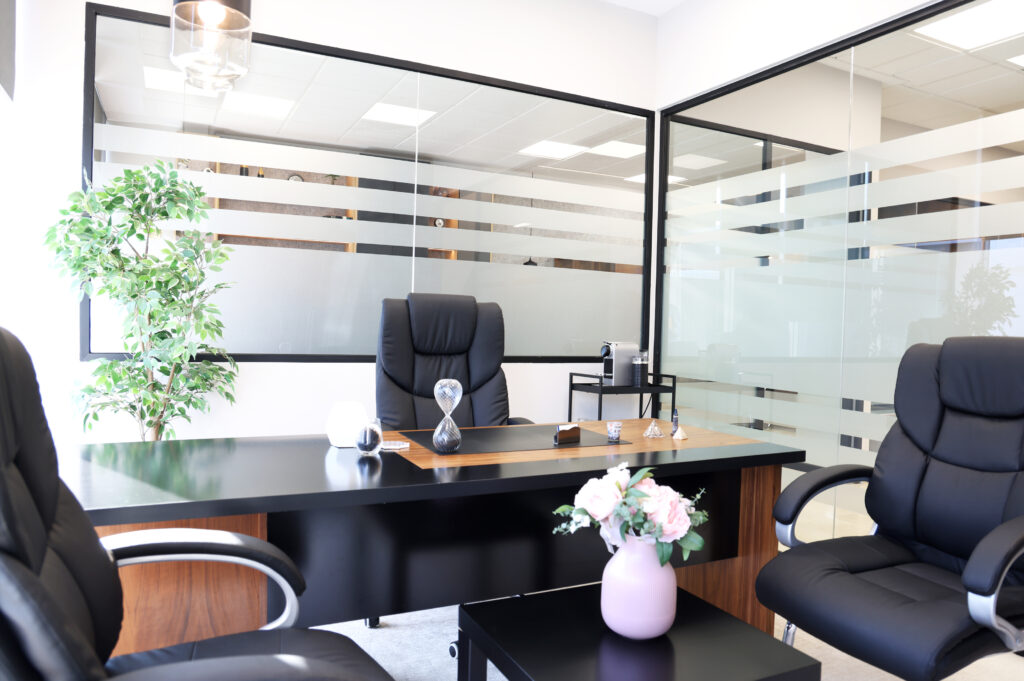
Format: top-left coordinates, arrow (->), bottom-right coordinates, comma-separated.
660,0 -> 1024,542
87,8 -> 652,360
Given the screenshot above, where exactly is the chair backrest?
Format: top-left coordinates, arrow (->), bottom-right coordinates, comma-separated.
0,328 -> 123,681
866,336 -> 1024,580
375,293 -> 510,429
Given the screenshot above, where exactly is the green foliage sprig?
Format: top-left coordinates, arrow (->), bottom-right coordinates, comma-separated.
46,162 -> 237,440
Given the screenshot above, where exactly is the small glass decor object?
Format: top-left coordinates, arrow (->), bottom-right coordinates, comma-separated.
553,464 -> 708,639
326,401 -> 368,448
432,379 -> 463,453
606,421 -> 622,442
643,420 -> 664,438
354,418 -> 383,457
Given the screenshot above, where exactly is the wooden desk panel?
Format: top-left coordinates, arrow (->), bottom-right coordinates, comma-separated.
394,419 -> 757,469
95,514 -> 267,657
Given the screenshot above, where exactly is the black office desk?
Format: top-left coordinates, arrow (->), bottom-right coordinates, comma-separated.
63,419 -> 802,636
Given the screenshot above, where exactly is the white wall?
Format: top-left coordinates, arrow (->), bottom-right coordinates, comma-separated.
0,0 -> 655,451
656,0 -> 934,109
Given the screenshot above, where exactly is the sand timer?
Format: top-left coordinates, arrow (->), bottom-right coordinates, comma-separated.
432,379 -> 463,453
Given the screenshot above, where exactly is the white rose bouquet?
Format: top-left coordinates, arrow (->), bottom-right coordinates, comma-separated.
553,463 -> 708,565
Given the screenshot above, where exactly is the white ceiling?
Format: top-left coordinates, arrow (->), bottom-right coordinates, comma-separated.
599,0 -> 687,17
93,17 -> 648,188
820,18 -> 1024,141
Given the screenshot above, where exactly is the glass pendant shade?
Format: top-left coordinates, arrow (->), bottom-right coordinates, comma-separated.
170,0 -> 252,92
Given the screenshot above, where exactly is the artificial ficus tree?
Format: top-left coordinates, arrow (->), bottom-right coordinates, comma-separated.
47,161 -> 237,441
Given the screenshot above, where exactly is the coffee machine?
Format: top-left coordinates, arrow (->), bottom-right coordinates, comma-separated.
600,341 -> 639,387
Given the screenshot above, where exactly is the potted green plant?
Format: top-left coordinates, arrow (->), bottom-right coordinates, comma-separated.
47,161 -> 237,441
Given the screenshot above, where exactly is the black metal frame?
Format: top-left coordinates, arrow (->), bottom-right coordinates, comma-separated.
81,3 -> 655,363
651,0 -> 974,377
567,371 -> 676,421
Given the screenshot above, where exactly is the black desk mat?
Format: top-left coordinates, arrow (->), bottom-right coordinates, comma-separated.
398,424 -> 629,455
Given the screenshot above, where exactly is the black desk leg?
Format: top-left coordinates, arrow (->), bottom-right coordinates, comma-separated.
567,380 -> 573,421
457,629 -> 487,681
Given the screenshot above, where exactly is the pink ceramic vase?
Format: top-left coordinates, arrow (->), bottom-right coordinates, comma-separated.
600,534 -> 677,639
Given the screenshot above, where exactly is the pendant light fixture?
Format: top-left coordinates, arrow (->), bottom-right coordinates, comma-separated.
170,0 -> 252,92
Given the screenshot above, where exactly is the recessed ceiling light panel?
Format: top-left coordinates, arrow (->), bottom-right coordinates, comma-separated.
674,153 -> 727,169
519,141 -> 587,159
362,102 -> 436,127
588,141 -> 645,158
1009,54 -> 1024,67
913,0 -> 1024,51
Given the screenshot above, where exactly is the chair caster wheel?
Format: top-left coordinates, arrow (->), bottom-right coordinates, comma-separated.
449,641 -> 459,658
364,617 -> 380,629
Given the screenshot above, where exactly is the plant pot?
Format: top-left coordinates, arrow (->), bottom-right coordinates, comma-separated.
600,534 -> 677,640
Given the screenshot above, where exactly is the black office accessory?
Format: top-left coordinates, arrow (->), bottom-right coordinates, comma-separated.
376,293 -> 532,430
757,336 -> 1024,681
0,327 -> 394,681
553,423 -> 581,445
399,423 -> 621,455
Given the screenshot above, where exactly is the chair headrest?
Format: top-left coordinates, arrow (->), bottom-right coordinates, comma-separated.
939,336 -> 1024,418
407,293 -> 478,355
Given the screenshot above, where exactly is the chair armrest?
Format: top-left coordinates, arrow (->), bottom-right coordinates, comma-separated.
110,655 -> 383,681
507,417 -> 534,425
773,464 -> 873,548
962,515 -> 1024,651
101,528 -> 304,629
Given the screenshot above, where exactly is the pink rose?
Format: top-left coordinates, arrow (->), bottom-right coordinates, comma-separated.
634,477 -> 658,494
658,497 -> 693,542
574,477 -> 622,521
641,485 -> 692,542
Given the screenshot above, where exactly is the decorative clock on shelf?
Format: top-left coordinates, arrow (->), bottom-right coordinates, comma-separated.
434,218 -> 445,227
288,174 -> 304,182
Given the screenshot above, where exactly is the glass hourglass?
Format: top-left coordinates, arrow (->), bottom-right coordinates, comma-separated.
432,379 -> 463,453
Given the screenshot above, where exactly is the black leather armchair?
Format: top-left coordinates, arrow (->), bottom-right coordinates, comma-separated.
0,328 -> 393,681
375,293 -> 531,430
756,337 -> 1024,681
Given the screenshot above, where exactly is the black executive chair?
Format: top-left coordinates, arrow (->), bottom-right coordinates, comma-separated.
376,293 -> 530,430
0,328 -> 394,681
756,336 -> 1024,681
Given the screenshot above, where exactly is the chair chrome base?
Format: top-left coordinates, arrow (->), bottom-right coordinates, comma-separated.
782,621 -> 797,647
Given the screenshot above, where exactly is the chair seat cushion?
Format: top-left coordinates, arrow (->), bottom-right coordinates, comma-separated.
756,534 -> 1024,681
105,628 -> 393,681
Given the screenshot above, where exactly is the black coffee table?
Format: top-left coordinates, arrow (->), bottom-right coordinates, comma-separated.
457,584 -> 820,681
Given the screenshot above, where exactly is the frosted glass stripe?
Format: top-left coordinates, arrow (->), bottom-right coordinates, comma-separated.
93,162 -> 639,240
413,258 -> 641,355
94,123 -> 644,212
202,210 -> 643,265
665,155 -> 1024,233
666,109 -> 1024,210
846,202 -> 1024,247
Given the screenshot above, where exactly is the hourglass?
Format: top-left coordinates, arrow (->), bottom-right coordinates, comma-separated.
432,378 -> 463,453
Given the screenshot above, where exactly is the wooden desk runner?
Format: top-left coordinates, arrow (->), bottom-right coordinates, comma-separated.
393,419 -> 757,470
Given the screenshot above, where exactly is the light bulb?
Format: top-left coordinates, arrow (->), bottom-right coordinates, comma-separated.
197,1 -> 227,28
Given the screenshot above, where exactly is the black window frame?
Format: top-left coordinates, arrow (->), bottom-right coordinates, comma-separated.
652,0 -> 974,376
82,2 -> 656,363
